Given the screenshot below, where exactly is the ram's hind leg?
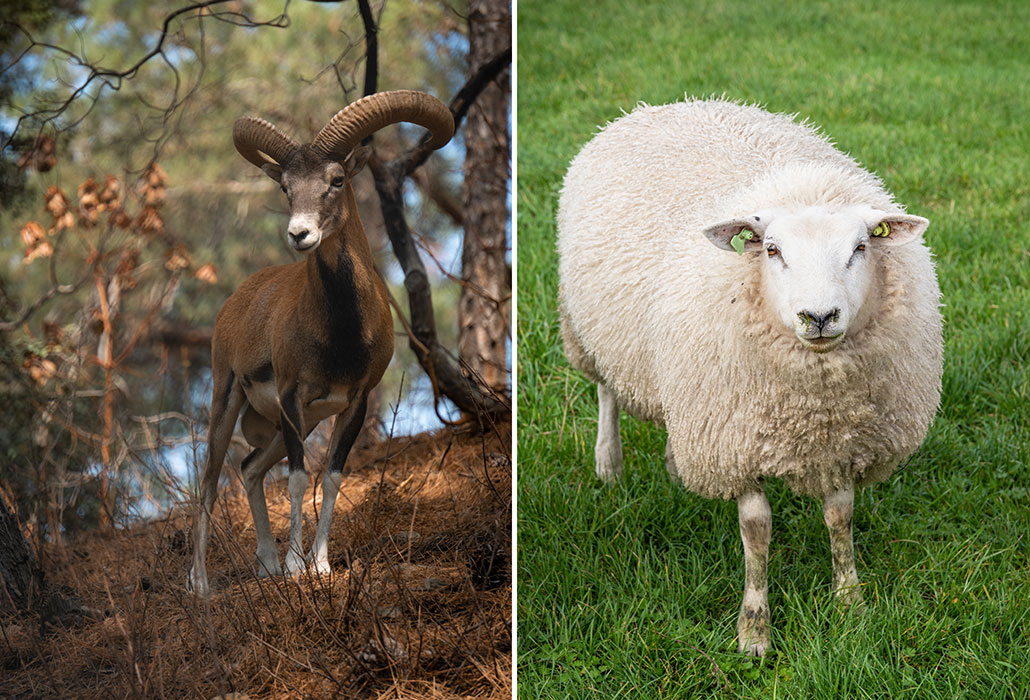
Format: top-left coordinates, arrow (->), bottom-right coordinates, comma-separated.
309,395 -> 369,575
190,369 -> 246,596
736,488 -> 771,656
824,484 -> 862,606
595,383 -> 623,482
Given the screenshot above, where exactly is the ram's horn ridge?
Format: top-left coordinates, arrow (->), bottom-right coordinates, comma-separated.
312,90 -> 454,158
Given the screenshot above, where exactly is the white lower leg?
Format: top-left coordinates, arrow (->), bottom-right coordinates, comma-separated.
245,474 -> 282,578
736,489 -> 771,656
595,383 -> 623,482
189,508 -> 211,596
309,471 -> 343,575
824,485 -> 862,604
284,470 -> 308,576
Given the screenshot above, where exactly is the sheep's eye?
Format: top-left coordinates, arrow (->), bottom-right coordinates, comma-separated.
330,176 -> 345,188
855,243 -> 866,253
280,185 -> 287,194
766,244 -> 779,258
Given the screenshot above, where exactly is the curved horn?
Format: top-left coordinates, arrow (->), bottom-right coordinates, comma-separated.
233,117 -> 299,170
311,90 -> 454,159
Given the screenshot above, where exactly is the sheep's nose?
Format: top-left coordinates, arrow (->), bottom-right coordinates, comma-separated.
289,230 -> 308,245
799,309 -> 840,331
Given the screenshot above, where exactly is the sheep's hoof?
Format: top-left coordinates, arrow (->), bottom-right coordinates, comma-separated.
736,605 -> 770,657
834,583 -> 865,610
594,436 -> 623,483
595,462 -> 622,483
738,636 -> 769,658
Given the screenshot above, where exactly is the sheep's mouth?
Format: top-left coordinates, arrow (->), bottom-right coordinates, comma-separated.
799,333 -> 844,353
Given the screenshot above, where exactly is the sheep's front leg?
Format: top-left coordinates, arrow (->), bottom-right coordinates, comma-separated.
736,488 -> 771,656
823,484 -> 862,605
595,383 -> 622,482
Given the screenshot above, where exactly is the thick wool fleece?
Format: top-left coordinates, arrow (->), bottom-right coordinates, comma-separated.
558,99 -> 943,499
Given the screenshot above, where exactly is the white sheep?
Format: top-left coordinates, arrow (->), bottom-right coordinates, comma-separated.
557,98 -> 943,656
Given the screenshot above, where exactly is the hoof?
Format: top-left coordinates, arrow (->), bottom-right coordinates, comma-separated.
307,555 -> 333,577
187,568 -> 209,597
255,553 -> 283,579
738,637 -> 769,658
285,550 -> 306,577
834,583 -> 865,610
595,461 -> 622,483
737,605 -> 770,657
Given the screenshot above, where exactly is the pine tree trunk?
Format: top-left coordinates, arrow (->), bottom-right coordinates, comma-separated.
0,493 -> 38,613
459,0 -> 511,394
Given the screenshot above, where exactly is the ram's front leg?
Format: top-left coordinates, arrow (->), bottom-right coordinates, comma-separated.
823,484 -> 862,606
736,488 -> 771,656
309,395 -> 368,576
280,387 -> 309,577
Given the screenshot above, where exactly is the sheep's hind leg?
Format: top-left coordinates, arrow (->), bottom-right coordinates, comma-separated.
595,383 -> 623,482
665,437 -> 680,483
736,488 -> 771,656
823,484 -> 862,606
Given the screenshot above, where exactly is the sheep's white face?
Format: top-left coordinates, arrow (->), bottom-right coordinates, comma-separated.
703,206 -> 929,353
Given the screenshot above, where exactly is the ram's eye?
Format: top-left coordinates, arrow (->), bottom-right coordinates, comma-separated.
330,176 -> 345,188
766,244 -> 779,258
855,243 -> 866,253
280,185 -> 287,194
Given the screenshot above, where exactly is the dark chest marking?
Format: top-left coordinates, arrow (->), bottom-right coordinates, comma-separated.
315,250 -> 371,382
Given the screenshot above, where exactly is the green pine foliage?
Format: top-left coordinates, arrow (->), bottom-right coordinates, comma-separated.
517,0 -> 1030,697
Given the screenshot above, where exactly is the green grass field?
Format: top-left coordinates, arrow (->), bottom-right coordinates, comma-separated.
516,1 -> 1030,697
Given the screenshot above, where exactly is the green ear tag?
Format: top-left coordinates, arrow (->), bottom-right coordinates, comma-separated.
872,222 -> 891,237
730,227 -> 754,255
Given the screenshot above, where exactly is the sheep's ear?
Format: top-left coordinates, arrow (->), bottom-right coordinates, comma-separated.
342,145 -> 371,177
702,215 -> 769,254
260,162 -> 284,183
868,213 -> 929,247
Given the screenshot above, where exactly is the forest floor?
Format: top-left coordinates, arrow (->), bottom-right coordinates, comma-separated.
1,423 -> 511,700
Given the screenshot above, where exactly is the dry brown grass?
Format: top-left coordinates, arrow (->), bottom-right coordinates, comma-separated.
1,423 -> 511,700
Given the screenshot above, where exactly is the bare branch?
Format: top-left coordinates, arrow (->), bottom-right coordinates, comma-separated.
399,47 -> 511,177
369,152 -> 509,418
357,0 -> 378,100
0,1 -> 291,152
0,273 -> 88,332
359,13 -> 510,419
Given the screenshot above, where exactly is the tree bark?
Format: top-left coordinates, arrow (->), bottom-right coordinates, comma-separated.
0,492 -> 39,613
459,0 -> 511,393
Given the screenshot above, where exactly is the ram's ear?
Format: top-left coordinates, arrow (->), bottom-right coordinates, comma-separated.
342,145 -> 371,178
702,214 -> 770,254
867,213 -> 929,247
260,161 -> 284,183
